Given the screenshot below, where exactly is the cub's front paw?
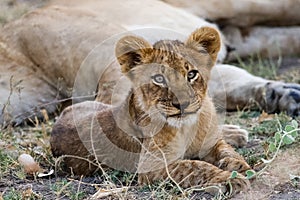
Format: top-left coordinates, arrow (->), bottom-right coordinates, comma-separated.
208,171 -> 250,196
265,82 -> 300,116
225,174 -> 250,196
218,157 -> 251,174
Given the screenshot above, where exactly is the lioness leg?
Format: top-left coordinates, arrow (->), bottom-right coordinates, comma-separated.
210,64 -> 300,116
0,64 -> 61,125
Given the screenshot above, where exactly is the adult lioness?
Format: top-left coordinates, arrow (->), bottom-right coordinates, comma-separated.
0,0 -> 299,127
51,27 -> 251,196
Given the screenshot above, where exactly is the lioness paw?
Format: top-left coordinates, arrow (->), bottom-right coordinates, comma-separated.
220,125 -> 249,148
265,82 -> 300,116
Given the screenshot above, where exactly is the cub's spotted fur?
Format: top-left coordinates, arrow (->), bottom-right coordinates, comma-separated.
51,27 -> 251,196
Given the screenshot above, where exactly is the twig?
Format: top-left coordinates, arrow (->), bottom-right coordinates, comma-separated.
90,187 -> 129,199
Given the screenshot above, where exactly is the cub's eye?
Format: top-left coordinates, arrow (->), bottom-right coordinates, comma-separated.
152,74 -> 166,85
187,70 -> 199,81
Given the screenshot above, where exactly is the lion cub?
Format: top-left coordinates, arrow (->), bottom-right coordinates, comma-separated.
51,27 -> 251,195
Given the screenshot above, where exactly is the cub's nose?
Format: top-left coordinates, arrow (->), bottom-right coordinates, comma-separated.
172,101 -> 190,112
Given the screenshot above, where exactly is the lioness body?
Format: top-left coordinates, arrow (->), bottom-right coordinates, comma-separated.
1,0 -> 299,126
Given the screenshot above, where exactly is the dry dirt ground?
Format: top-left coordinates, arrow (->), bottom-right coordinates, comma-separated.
0,1 -> 299,199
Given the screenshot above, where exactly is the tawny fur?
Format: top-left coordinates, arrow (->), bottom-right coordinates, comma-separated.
51,27 -> 251,196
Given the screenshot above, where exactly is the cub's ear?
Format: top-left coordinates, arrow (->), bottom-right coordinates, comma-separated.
115,35 -> 153,73
186,27 -> 221,63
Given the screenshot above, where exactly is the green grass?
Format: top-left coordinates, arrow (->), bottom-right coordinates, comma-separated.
230,52 -> 300,86
3,188 -> 23,200
229,53 -> 281,80
51,179 -> 87,200
138,181 -> 184,199
0,150 -> 16,178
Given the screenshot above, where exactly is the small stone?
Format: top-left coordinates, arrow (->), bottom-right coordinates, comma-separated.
18,153 -> 41,174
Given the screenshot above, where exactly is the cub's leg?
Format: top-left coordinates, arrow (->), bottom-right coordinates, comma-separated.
138,139 -> 250,195
204,139 -> 251,174
138,159 -> 249,195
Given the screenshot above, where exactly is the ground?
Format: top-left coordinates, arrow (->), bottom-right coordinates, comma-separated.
0,1 -> 299,199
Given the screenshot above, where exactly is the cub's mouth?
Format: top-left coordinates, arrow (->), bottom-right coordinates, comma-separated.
167,111 -> 198,118
156,102 -> 201,120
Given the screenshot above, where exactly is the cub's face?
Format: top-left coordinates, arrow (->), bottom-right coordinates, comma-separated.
115,27 -> 221,126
